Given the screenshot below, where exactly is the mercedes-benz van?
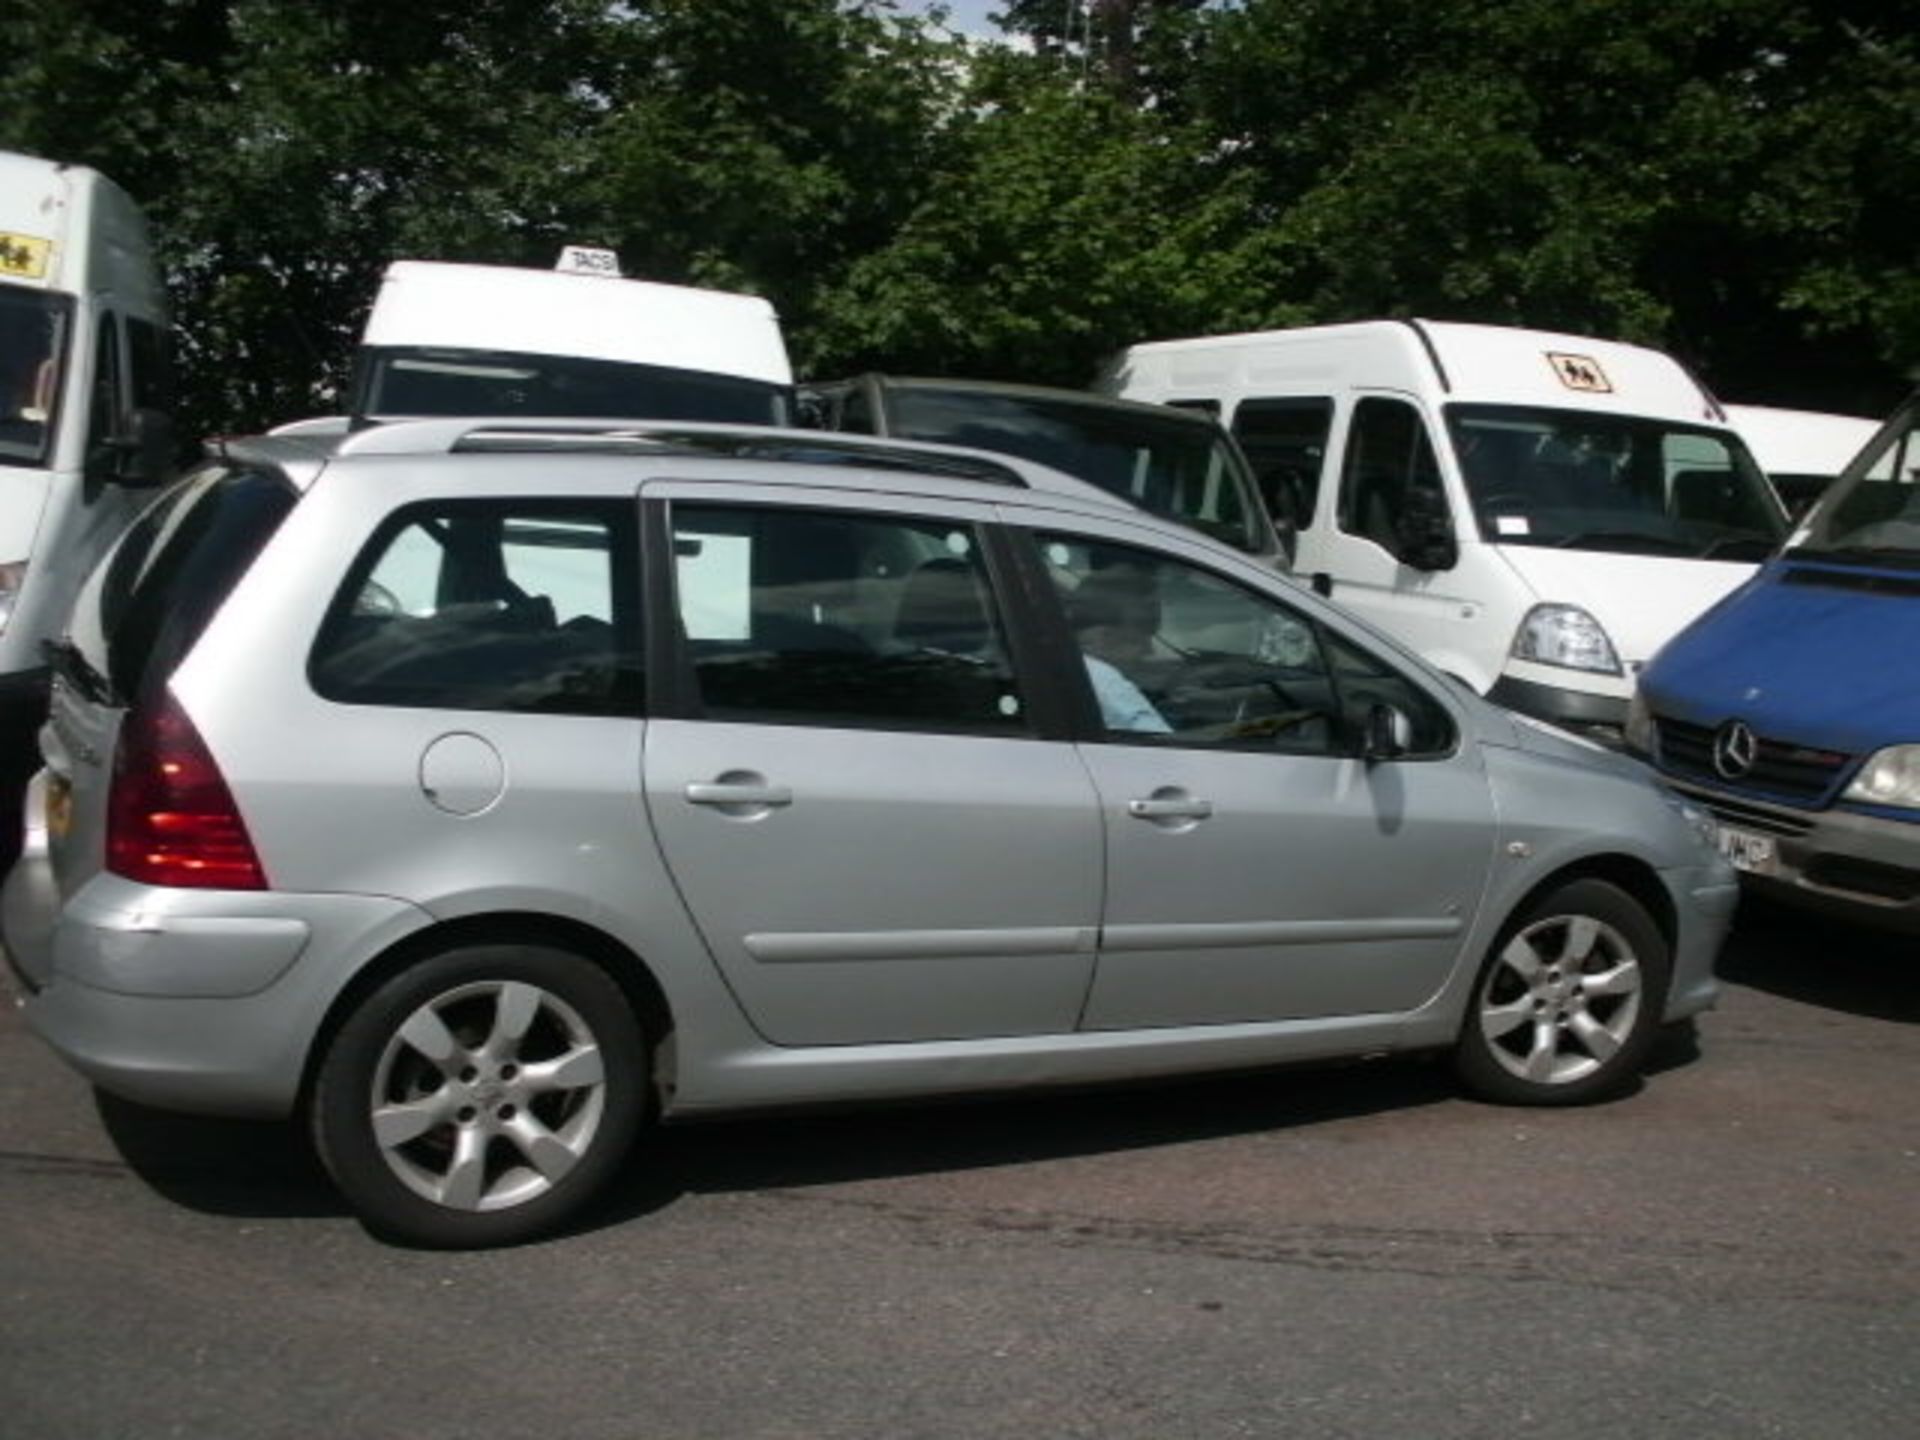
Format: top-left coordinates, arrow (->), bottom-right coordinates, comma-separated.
1100,321 -> 1786,743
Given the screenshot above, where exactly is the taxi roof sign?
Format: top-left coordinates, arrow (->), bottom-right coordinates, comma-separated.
555,246 -> 622,278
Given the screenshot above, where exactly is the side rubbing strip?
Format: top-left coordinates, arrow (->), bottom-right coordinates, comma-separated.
746,926 -> 1099,964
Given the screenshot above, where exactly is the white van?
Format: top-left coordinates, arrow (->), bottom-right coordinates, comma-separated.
346,256 -> 794,429
0,151 -> 173,862
1725,403 -> 1878,516
1100,320 -> 1786,742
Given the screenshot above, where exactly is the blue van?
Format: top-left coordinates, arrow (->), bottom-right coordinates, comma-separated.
1627,389 -> 1920,930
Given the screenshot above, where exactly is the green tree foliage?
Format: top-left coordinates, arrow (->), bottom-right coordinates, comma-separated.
1,0 -> 1915,434
1194,0 -> 1920,408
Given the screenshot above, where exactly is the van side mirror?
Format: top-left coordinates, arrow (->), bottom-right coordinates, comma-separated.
1392,488 -> 1457,571
90,407 -> 177,487
1361,702 -> 1413,761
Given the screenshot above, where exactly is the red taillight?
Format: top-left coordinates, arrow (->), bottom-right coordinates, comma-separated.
107,691 -> 267,890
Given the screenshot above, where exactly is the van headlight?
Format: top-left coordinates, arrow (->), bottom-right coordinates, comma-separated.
1842,746 -> 1920,810
1510,604 -> 1622,675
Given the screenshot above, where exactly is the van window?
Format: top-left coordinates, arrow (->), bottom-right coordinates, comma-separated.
882,386 -> 1266,554
84,313 -> 123,468
88,465 -> 297,703
1337,397 -> 1448,553
0,287 -> 67,468
671,503 -> 1025,733
1447,405 -> 1786,560
1795,407 -> 1920,566
355,346 -> 792,427
311,499 -> 642,715
1233,398 -> 1333,533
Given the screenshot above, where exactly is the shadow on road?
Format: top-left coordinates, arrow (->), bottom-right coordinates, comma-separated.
1719,896 -> 1920,1024
93,1090 -> 342,1220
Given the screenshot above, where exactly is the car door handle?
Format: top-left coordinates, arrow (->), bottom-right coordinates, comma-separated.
685,781 -> 793,808
1127,796 -> 1213,821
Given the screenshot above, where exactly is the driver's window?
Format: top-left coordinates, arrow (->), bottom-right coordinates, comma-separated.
1338,397 -> 1449,552
1035,533 -> 1339,754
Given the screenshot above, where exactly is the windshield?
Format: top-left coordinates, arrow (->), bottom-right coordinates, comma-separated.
1447,404 -> 1787,561
0,285 -> 69,468
356,346 -> 792,427
1790,400 -> 1920,568
885,387 -> 1267,554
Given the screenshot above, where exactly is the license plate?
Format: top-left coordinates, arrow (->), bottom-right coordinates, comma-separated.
1717,823 -> 1776,875
44,774 -> 72,842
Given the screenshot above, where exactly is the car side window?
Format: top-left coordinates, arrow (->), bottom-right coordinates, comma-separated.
671,502 -> 1026,732
1035,533 -> 1342,754
310,498 -> 641,716
1337,396 -> 1450,553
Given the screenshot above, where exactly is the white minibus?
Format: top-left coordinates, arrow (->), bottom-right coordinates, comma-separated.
1101,320 -> 1786,742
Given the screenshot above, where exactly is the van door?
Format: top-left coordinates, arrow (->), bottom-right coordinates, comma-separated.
1295,394 -> 1504,686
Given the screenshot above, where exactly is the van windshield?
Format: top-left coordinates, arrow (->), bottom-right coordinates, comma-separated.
357,346 -> 792,427
1447,404 -> 1786,561
0,286 -> 68,468
1789,400 -> 1920,568
882,386 -> 1267,554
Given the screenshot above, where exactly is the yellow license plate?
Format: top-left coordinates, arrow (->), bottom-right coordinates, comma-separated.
44,774 -> 72,842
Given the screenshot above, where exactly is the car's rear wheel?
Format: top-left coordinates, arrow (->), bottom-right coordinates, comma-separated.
313,944 -> 645,1247
1454,879 -> 1669,1106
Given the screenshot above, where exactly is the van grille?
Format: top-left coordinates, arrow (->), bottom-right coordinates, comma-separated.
1654,717 -> 1851,805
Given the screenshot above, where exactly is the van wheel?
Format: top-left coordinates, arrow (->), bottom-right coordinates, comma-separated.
313,945 -> 645,1248
1454,879 -> 1668,1106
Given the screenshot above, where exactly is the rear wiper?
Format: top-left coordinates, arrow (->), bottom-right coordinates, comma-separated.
42,638 -> 122,707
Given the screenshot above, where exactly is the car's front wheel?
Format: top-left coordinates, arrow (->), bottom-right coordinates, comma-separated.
1454,878 -> 1669,1106
313,944 -> 645,1247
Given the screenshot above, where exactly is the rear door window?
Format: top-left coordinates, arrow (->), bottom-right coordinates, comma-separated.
80,463 -> 297,704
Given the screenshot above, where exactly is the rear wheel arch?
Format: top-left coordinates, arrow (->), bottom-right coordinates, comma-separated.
300,911 -> 676,1119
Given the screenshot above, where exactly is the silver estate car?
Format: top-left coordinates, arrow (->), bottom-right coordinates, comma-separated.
2,419 -> 1736,1247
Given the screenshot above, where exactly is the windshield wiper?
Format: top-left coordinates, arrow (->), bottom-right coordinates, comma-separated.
1695,534 -> 1778,561
1550,531 -> 1695,555
42,638 -> 122,707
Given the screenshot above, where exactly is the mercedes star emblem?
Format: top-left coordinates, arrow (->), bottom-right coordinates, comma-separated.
1712,719 -> 1759,780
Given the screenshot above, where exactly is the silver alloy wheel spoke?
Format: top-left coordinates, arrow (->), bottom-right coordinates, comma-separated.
1480,994 -> 1535,1040
1524,1020 -> 1561,1082
502,1112 -> 582,1182
397,1007 -> 462,1068
1582,959 -> 1640,997
1562,915 -> 1600,965
1568,1008 -> 1623,1059
486,981 -> 543,1059
439,1127 -> 491,1210
522,1045 -> 605,1094
1500,936 -> 1545,982
374,1093 -> 456,1148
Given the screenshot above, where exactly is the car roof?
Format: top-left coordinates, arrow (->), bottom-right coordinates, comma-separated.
211,418 -> 1149,520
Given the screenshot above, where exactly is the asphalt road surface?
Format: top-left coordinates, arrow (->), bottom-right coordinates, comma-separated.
2,897 -> 1914,1439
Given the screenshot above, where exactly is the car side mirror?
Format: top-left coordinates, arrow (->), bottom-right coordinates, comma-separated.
1361,702 -> 1413,762
89,407 -> 177,487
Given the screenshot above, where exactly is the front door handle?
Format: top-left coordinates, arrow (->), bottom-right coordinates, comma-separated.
1127,795 -> 1213,821
685,776 -> 793,809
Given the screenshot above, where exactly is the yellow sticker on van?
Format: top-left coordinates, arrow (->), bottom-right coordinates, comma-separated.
0,231 -> 53,280
1547,352 -> 1612,393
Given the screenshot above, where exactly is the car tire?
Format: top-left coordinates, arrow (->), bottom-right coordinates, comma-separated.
312,944 -> 646,1248
1453,878 -> 1670,1106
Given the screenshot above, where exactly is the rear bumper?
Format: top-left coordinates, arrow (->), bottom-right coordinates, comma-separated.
1665,778 -> 1920,934
3,857 -> 431,1117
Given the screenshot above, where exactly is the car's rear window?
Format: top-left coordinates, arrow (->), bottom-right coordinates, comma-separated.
83,463 -> 297,703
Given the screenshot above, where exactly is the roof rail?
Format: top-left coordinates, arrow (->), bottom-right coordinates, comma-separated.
328,417 -> 1036,488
